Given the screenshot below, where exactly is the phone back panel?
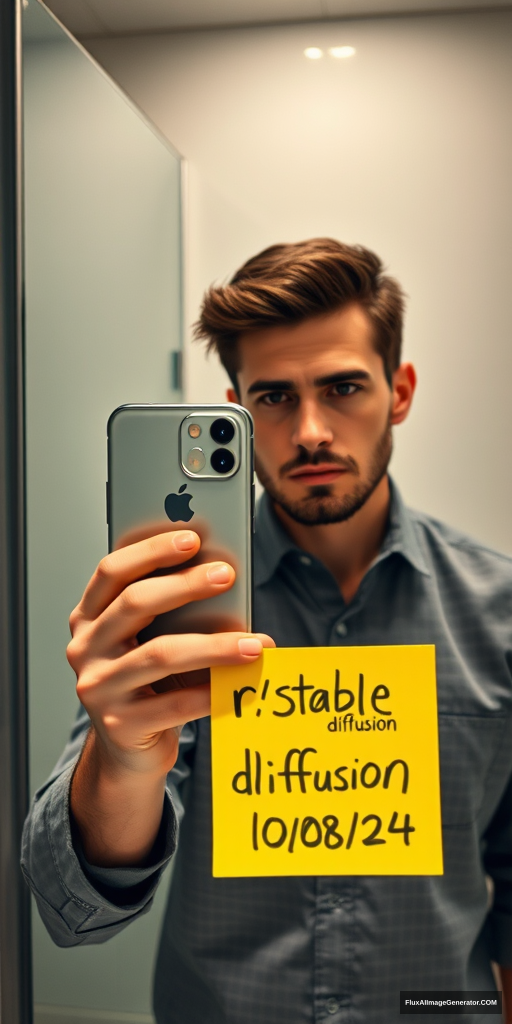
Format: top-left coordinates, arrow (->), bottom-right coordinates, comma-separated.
107,404 -> 253,637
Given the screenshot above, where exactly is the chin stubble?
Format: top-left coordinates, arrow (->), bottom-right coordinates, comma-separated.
255,423 -> 393,527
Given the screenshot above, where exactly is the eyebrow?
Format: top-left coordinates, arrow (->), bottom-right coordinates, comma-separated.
246,370 -> 371,395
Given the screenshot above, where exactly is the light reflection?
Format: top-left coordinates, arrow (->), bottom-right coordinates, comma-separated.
329,46 -> 356,58
304,47 -> 323,60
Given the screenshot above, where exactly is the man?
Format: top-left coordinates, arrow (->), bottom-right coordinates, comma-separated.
23,239 -> 512,1023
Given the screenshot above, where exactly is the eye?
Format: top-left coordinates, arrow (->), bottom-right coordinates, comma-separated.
260,391 -> 290,405
331,382 -> 360,397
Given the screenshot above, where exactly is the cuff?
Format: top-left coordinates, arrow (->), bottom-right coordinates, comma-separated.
75,790 -> 177,905
22,761 -> 178,944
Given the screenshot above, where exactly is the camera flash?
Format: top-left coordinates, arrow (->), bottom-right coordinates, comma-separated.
187,447 -> 206,472
188,423 -> 201,438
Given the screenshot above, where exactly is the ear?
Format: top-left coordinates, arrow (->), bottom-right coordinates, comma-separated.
390,363 -> 416,425
226,388 -> 238,404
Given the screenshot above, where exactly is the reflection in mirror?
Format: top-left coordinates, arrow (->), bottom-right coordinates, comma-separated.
23,1 -> 182,1020
20,4 -> 512,1024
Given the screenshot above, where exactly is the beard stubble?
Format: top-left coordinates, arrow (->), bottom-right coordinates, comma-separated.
255,419 -> 393,527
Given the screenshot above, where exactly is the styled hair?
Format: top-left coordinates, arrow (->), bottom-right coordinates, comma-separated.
194,238 -> 405,388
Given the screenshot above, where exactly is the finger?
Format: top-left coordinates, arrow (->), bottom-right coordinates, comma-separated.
151,667 -> 210,693
74,531 -> 201,624
78,632 -> 275,705
83,560 -> 236,654
120,682 -> 212,737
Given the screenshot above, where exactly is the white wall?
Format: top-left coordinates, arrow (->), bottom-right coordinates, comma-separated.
88,11 -> 512,553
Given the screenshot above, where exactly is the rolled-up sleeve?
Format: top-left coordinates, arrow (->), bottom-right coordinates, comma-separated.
21,706 -> 197,947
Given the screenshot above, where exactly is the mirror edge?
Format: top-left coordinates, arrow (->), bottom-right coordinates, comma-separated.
0,0 -> 33,1022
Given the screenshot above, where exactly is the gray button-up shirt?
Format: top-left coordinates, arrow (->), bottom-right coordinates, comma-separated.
22,480 -> 512,1024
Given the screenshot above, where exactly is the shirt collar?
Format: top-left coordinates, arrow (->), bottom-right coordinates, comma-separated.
378,477 -> 431,577
253,475 -> 430,588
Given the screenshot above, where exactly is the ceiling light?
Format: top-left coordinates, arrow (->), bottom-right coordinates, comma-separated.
329,46 -> 356,59
304,47 -> 323,60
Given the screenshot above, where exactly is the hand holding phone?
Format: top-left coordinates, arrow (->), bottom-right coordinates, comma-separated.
67,527 -> 274,866
66,405 -> 274,868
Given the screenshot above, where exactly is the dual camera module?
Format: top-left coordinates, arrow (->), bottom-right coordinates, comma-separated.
186,417 -> 235,475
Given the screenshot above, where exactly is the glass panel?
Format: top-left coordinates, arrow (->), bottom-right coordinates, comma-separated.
23,2 -> 182,1020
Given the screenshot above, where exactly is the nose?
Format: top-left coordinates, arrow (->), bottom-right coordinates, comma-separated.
291,399 -> 334,453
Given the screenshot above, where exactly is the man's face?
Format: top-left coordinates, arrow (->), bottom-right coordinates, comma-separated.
230,304 -> 414,527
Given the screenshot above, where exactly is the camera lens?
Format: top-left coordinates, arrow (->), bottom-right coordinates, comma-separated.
186,447 -> 206,472
210,448 -> 235,474
210,418 -> 235,445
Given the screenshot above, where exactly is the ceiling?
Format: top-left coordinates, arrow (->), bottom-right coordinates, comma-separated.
40,0 -> 512,38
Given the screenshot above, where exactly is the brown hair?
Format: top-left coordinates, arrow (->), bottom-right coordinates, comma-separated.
194,238 -> 405,388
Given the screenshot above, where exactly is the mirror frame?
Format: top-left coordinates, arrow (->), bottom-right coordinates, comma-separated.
0,0 -> 33,1021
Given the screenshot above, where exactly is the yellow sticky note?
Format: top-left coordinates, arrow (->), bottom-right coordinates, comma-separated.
211,646 -> 443,877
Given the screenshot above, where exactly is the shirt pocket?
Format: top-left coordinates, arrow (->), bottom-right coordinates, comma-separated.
438,714 -> 508,829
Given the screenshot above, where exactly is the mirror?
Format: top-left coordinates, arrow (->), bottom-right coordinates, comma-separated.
19,4 -> 512,1023
23,1 -> 182,1020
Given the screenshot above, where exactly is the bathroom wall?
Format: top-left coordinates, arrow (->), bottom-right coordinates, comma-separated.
89,10 -> 512,552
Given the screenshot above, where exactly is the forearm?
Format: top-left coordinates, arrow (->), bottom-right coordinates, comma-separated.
70,728 -> 167,867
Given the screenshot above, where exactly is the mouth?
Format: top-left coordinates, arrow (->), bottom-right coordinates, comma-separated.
287,466 -> 347,486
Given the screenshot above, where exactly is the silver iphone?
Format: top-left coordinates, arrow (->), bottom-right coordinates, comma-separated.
107,404 -> 253,641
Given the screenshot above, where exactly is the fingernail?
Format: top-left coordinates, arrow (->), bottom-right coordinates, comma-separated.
207,563 -> 231,584
238,637 -> 262,657
174,531 -> 197,551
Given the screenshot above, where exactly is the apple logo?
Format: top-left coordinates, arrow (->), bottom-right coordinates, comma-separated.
164,483 -> 194,523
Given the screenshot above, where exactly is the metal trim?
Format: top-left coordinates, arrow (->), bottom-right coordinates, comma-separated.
0,0 -> 33,1021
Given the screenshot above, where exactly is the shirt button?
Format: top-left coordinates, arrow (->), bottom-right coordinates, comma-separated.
327,894 -> 345,909
326,998 -> 340,1014
299,554 -> 312,566
335,621 -> 348,637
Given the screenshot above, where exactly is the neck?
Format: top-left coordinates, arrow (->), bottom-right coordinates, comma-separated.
272,474 -> 391,604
